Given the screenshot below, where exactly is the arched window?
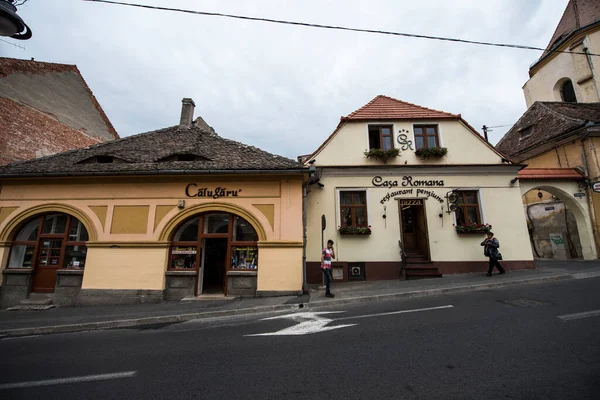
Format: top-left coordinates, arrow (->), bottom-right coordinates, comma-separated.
169,213 -> 258,272
8,213 -> 89,292
560,79 -> 577,103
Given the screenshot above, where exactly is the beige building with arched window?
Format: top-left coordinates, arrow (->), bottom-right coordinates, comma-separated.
0,99 -> 308,308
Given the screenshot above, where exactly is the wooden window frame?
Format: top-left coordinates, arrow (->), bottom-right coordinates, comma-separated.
169,213 -> 258,272
454,190 -> 482,225
339,190 -> 369,228
368,125 -> 394,151
8,214 -> 89,270
413,124 -> 440,150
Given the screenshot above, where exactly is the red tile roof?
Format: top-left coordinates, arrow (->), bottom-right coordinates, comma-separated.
342,95 -> 458,121
518,168 -> 585,180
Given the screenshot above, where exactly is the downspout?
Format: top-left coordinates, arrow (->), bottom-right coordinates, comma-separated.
583,46 -> 600,101
579,133 -> 600,257
302,184 -> 308,294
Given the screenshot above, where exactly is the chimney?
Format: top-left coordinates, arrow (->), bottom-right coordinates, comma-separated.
179,98 -> 195,129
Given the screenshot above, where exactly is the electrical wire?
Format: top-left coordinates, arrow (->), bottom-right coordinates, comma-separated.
0,38 -> 26,49
83,0 -> 600,57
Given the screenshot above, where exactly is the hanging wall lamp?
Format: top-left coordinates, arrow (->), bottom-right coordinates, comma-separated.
0,0 -> 32,40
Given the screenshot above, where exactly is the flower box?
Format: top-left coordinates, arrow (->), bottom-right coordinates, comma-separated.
455,223 -> 492,234
363,148 -> 400,163
415,147 -> 447,159
339,225 -> 372,236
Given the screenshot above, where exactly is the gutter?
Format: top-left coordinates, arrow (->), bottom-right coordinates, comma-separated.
0,168 -> 309,179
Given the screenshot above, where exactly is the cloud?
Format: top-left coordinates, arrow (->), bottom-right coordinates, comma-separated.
3,0 -> 568,157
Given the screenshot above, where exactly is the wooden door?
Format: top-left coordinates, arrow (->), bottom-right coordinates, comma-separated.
400,200 -> 429,258
31,238 -> 63,293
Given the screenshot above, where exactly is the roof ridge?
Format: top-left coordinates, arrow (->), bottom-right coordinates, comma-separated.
345,94 -> 458,120
538,101 -> 589,123
378,94 -> 459,117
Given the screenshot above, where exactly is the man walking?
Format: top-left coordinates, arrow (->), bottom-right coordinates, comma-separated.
481,231 -> 506,276
321,239 -> 335,298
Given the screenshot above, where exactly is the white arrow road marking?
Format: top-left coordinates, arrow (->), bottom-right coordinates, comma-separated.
246,305 -> 454,336
0,371 -> 137,390
558,309 -> 600,321
246,312 -> 355,336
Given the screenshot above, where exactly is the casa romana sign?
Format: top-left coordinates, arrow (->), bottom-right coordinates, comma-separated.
372,175 -> 445,188
185,183 -> 242,199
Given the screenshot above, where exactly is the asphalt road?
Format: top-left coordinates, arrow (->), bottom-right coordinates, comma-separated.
1,277 -> 600,400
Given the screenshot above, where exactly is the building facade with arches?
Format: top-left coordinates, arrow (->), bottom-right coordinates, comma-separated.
0,99 -> 308,308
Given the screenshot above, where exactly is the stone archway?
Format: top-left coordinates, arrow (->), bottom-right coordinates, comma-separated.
519,181 -> 596,260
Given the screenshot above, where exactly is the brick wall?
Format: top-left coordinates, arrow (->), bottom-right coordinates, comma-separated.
0,98 -> 101,165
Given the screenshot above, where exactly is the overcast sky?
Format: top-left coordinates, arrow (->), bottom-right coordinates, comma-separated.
2,0 -> 568,159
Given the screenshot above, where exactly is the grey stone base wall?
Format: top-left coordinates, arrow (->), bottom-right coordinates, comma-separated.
0,269 -> 34,308
227,271 -> 257,297
164,271 -> 196,301
255,290 -> 303,297
54,270 -> 84,306
77,289 -> 163,306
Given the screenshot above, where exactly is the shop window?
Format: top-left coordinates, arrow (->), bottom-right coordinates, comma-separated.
231,246 -> 258,269
170,246 -> 198,270
8,213 -> 89,269
454,190 -> 482,226
414,125 -> 440,150
233,216 -> 258,241
173,218 -> 199,241
204,214 -> 230,234
368,125 -> 393,151
340,190 -> 368,227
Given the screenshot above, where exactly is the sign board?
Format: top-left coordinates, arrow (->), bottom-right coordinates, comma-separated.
549,232 -> 567,260
398,199 -> 423,206
593,182 -> 600,193
574,192 -> 586,198
545,206 -> 555,211
321,214 -> 326,231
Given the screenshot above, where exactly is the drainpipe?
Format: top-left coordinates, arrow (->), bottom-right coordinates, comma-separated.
579,133 -> 600,257
583,46 -> 600,101
302,184 -> 308,294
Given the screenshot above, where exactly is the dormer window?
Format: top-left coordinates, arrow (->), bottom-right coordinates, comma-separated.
78,155 -> 124,164
519,127 -> 532,140
157,153 -> 210,162
368,125 -> 393,151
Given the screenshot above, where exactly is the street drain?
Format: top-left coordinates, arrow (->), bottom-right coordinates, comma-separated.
498,298 -> 551,308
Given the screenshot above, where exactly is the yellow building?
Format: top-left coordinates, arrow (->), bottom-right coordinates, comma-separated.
496,0 -> 600,260
523,0 -> 600,107
0,99 -> 308,307
301,95 -> 534,283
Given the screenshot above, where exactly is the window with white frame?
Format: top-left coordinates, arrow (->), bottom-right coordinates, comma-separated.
413,125 -> 440,150
454,190 -> 482,226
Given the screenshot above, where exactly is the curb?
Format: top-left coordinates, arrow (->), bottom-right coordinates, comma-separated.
0,273 -> 578,338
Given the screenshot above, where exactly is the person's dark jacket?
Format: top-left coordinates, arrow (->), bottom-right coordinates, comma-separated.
481,237 -> 500,258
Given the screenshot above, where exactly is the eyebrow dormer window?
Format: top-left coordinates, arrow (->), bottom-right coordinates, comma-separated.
368,125 -> 393,151
158,153 -> 210,162
96,156 -> 114,163
78,155 -> 122,164
519,127 -> 532,140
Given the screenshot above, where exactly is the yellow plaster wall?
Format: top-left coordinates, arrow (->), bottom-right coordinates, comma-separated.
82,247 -> 168,290
111,206 -> 150,234
0,245 -> 9,274
524,30 -> 600,107
307,120 -> 502,166
253,204 -> 274,230
256,247 -> 303,291
0,207 -> 18,226
306,174 -> 533,263
89,206 -> 107,230
154,205 -> 175,231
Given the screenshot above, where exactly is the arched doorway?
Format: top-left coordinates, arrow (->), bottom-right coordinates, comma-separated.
169,212 -> 258,296
522,188 -> 583,259
7,213 -> 89,293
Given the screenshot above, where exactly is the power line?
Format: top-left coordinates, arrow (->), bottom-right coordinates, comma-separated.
0,38 -> 26,49
83,0 -> 600,57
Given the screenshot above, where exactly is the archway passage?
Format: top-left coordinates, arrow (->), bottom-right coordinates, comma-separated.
523,189 -> 583,260
7,213 -> 89,293
169,212 -> 258,296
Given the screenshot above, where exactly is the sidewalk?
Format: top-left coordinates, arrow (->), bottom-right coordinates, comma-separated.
1,260 -> 599,338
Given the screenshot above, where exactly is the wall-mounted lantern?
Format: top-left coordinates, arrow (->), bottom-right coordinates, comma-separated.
0,1 -> 32,40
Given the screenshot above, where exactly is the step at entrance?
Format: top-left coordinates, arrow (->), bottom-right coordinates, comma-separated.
405,262 -> 443,280
7,294 -> 56,311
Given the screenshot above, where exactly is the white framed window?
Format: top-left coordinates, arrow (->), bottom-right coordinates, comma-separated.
452,189 -> 485,226
366,124 -> 395,151
336,189 -> 370,228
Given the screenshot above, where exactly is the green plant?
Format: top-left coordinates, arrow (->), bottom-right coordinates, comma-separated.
415,147 -> 447,159
339,224 -> 372,235
455,223 -> 492,234
363,148 -> 400,163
